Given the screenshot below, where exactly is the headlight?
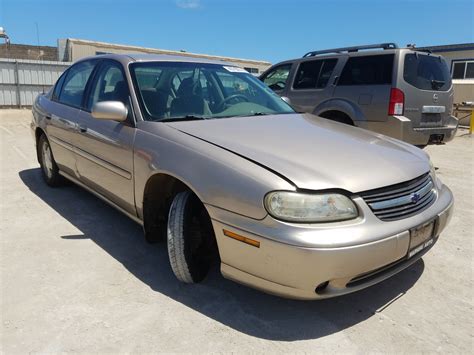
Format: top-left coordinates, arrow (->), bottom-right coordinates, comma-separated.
264,191 -> 358,223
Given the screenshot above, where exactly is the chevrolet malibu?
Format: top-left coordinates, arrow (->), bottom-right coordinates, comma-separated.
31,54 -> 454,299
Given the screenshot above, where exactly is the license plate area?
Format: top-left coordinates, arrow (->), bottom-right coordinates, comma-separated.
408,220 -> 436,258
422,105 -> 446,114
420,113 -> 443,127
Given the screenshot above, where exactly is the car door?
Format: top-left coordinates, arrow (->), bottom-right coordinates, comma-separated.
74,59 -> 136,215
286,58 -> 339,113
43,60 -> 97,177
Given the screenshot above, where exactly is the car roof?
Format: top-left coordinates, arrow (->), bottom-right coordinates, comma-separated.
75,53 -> 229,66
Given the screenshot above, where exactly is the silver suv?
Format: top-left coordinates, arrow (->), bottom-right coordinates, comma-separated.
261,43 -> 458,146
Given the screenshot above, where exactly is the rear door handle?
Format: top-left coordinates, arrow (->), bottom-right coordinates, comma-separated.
78,125 -> 87,133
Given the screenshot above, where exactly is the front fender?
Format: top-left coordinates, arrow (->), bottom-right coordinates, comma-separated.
133,122 -> 295,220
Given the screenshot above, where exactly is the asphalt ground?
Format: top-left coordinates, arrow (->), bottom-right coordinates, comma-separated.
1,109 -> 472,353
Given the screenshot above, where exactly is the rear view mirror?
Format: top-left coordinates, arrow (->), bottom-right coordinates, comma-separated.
91,101 -> 128,122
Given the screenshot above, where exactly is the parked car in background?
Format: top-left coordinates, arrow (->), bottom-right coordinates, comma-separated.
32,54 -> 453,300
260,43 -> 458,147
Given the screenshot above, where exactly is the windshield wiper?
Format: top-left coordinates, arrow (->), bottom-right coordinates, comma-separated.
160,115 -> 208,122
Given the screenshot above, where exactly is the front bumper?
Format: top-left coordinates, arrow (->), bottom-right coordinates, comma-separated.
206,183 -> 454,300
363,115 -> 458,146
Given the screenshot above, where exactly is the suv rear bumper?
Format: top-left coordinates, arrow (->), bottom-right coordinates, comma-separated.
364,115 -> 458,145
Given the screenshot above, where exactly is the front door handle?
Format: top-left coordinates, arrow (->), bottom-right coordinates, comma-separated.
78,125 -> 87,133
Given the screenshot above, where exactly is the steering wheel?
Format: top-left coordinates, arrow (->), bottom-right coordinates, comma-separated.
269,81 -> 286,91
217,94 -> 249,111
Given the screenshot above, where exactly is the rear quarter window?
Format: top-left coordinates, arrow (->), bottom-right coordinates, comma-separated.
403,53 -> 451,91
338,54 -> 394,85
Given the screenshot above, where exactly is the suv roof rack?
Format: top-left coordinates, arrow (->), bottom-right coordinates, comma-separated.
302,43 -> 399,58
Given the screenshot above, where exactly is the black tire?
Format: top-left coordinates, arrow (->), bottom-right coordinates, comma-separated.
167,191 -> 215,283
38,134 -> 63,187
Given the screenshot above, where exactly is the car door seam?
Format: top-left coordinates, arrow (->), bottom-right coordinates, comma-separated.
74,146 -> 132,180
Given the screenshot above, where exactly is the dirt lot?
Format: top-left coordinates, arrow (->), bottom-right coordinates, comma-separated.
1,109 -> 472,353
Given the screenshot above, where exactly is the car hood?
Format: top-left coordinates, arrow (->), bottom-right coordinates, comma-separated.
166,113 -> 430,193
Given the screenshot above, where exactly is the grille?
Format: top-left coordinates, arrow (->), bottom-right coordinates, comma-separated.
361,173 -> 436,221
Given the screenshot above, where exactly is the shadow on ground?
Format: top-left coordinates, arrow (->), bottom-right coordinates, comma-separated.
20,168 -> 425,341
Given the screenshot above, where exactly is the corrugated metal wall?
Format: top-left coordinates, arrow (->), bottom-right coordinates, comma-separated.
0,58 -> 71,107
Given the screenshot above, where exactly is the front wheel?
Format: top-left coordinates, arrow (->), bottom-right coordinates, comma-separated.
167,191 -> 216,283
38,134 -> 63,187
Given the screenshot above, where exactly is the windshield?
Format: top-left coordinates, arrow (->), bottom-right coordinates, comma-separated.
130,62 -> 294,121
403,53 -> 451,91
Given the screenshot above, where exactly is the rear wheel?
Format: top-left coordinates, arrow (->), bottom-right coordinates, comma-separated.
38,134 -> 63,187
167,191 -> 216,283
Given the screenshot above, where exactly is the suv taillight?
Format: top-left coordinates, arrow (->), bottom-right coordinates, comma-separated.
388,88 -> 404,116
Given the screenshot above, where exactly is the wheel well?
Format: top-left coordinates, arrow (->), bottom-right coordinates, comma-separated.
142,174 -> 194,243
319,110 -> 354,125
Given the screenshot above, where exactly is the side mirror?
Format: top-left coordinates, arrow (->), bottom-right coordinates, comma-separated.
91,101 -> 128,122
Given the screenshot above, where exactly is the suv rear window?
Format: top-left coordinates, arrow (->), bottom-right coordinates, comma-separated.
338,54 -> 394,85
403,53 -> 451,91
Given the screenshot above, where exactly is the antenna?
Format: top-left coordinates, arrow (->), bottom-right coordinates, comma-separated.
35,22 -> 45,94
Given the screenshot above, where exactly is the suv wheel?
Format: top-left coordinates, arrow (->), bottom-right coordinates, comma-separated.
167,191 -> 216,283
38,134 -> 63,187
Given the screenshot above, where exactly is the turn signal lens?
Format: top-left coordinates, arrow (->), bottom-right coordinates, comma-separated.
223,229 -> 260,248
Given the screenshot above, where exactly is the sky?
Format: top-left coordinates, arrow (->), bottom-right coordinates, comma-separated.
0,0 -> 473,63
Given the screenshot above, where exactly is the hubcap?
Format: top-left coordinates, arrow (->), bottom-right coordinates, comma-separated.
41,141 -> 53,179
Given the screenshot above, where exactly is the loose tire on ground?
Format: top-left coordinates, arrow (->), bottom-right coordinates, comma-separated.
167,191 -> 216,283
38,134 -> 63,187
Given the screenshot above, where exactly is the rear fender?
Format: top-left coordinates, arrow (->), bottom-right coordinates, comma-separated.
314,99 -> 366,122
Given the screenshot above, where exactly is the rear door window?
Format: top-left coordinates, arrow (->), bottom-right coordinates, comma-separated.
261,64 -> 291,91
338,54 -> 394,85
58,61 -> 96,108
294,60 -> 323,89
403,53 -> 451,91
316,59 -> 337,88
293,59 -> 338,89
